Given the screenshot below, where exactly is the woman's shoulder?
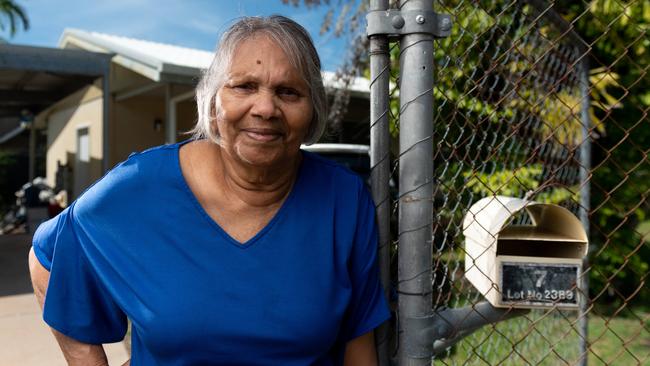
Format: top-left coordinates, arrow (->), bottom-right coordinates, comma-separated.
74,142 -> 182,217
95,143 -> 177,186
123,142 -> 182,171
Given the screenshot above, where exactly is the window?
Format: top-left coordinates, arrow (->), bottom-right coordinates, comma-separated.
77,127 -> 89,163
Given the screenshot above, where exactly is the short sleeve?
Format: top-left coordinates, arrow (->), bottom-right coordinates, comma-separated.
32,203 -> 127,344
32,208 -> 64,271
339,184 -> 391,342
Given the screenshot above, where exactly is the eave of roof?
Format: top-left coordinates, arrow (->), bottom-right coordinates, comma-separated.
60,29 -> 168,82
0,44 -> 111,134
0,42 -> 112,75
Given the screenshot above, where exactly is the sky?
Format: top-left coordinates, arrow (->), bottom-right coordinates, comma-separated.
5,0 -> 354,72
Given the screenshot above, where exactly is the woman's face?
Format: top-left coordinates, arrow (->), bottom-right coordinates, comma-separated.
215,35 -> 313,168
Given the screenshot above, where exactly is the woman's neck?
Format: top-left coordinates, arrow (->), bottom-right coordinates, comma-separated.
206,142 -> 301,208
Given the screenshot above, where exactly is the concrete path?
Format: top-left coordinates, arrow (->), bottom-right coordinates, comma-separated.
0,234 -> 129,365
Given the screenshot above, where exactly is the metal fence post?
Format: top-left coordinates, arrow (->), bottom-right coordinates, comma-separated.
368,0 -> 392,364
397,0 -> 435,364
578,57 -> 592,366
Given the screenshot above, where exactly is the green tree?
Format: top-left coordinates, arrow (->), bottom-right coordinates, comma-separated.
561,0 -> 650,309
0,0 -> 29,39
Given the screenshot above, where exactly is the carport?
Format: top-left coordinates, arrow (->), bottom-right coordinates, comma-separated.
0,43 -> 112,179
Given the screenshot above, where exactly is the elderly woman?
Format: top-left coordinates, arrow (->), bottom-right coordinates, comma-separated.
29,15 -> 389,366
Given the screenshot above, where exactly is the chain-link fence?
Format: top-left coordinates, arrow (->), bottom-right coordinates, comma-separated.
363,0 -> 648,365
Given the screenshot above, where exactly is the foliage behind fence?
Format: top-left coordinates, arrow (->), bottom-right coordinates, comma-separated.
403,0 -> 647,364
286,0 -> 649,364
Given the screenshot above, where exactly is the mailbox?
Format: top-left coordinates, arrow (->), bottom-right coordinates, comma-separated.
463,196 -> 588,309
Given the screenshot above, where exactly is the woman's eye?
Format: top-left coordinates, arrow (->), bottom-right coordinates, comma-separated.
277,87 -> 300,98
233,83 -> 255,91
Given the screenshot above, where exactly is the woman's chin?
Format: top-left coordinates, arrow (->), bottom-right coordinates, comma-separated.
232,144 -> 292,168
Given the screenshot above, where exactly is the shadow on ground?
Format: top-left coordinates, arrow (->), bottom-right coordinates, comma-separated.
0,234 -> 34,296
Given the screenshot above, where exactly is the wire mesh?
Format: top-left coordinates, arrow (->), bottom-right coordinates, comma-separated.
373,0 -> 649,364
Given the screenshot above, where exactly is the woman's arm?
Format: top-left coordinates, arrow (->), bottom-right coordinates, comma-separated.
344,331 -> 378,366
29,247 -> 111,366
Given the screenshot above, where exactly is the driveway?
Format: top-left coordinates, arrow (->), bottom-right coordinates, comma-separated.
0,234 -> 129,365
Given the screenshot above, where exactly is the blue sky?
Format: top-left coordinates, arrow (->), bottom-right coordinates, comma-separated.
6,0 -> 354,71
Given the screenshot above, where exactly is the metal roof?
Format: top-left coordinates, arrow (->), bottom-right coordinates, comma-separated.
0,43 -> 111,144
59,28 -> 371,95
61,29 -> 214,69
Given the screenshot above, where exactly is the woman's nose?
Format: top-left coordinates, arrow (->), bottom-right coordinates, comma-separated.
251,90 -> 279,120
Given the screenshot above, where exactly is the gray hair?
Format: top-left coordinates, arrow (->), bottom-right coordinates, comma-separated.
192,15 -> 327,145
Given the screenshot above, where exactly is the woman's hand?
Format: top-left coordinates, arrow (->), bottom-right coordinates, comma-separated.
344,331 -> 378,366
29,248 -> 111,366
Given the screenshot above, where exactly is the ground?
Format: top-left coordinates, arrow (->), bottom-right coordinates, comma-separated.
0,233 -> 128,365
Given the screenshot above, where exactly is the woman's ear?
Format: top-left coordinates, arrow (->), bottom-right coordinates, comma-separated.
210,95 -> 218,120
210,96 -> 220,138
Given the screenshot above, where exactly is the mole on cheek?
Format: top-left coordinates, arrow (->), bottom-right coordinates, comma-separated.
256,60 -> 261,65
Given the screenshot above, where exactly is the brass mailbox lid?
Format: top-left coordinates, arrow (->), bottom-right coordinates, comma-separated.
463,195 -> 588,257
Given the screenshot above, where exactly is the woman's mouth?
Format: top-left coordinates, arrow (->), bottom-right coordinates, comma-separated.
243,128 -> 283,142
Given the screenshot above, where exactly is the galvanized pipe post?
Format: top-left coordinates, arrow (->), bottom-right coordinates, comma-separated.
397,0 -> 435,364
368,0 -> 392,365
578,58 -> 592,366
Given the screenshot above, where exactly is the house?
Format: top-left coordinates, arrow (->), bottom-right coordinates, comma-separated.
0,43 -> 112,210
30,29 -> 371,200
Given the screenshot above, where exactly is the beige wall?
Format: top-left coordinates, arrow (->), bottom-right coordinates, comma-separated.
109,65 -> 196,164
111,95 -> 197,165
39,61 -> 200,198
42,87 -> 197,199
112,96 -> 166,164
176,99 -> 197,138
44,85 -> 103,199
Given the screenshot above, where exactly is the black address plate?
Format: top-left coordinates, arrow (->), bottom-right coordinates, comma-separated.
500,262 -> 580,307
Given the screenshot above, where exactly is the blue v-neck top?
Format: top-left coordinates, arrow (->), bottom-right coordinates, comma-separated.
32,141 -> 390,365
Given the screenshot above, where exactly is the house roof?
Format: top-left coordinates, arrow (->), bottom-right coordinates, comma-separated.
62,29 -> 216,70
59,29 -> 370,96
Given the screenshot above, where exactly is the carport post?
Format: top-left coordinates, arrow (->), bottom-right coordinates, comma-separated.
28,124 -> 36,181
165,84 -> 176,144
102,64 -> 111,173
169,90 -> 195,146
